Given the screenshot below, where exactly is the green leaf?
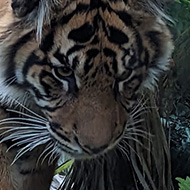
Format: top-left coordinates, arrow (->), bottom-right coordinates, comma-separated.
54,159 -> 74,175
176,177 -> 190,190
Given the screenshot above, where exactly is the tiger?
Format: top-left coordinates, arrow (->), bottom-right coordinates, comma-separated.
0,0 -> 173,189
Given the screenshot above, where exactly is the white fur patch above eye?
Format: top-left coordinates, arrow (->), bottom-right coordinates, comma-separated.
15,68 -> 24,84
50,57 -> 63,67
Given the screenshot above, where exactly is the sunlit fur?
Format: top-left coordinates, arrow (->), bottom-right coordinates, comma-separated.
0,0 -> 173,189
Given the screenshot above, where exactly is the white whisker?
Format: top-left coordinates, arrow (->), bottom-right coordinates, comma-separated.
0,126 -> 46,130
6,136 -> 50,151
131,110 -> 146,120
6,109 -> 47,122
3,76 -> 17,86
123,136 -> 150,150
6,108 -> 46,122
0,98 -> 57,168
11,142 -> 39,165
48,143 -> 58,165
121,140 -> 142,163
0,121 -> 46,127
126,118 -> 145,127
130,106 -> 144,117
3,130 -> 48,136
41,143 -> 56,164
1,133 -> 43,144
124,132 -> 150,140
11,137 -> 51,165
126,127 -> 153,137
28,138 -> 51,151
36,142 -> 54,166
12,101 -> 46,121
117,144 -> 130,160
0,117 -> 47,125
0,127 -> 47,138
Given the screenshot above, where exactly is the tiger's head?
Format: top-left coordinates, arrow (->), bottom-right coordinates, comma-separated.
0,0 -> 173,159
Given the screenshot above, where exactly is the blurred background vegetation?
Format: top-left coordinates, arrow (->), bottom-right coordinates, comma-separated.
169,0 -> 190,35
163,0 -> 190,189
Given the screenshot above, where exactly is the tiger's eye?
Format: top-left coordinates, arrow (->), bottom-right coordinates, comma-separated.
53,66 -> 73,79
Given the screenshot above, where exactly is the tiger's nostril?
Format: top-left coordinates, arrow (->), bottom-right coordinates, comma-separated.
73,123 -> 77,131
49,122 -> 61,130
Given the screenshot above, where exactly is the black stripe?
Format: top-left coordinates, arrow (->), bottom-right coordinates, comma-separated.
103,48 -> 116,57
67,45 -> 84,56
86,48 -> 99,58
72,56 -> 79,70
51,127 -> 71,143
39,104 -> 63,112
60,3 -> 92,25
5,31 -> 34,85
23,53 -> 50,77
116,11 -> 133,27
116,10 -> 144,57
53,49 -> 68,65
144,49 -> 150,66
103,48 -> 118,73
146,31 -> 161,63
19,169 -> 36,175
49,122 -> 61,130
84,58 -> 94,75
123,75 -> 143,92
128,51 -> 137,68
83,49 -> 99,75
39,70 -> 62,95
68,23 -> 95,43
108,26 -> 129,44
104,63 -> 112,76
134,31 -> 144,57
91,67 -> 98,78
39,30 -> 54,53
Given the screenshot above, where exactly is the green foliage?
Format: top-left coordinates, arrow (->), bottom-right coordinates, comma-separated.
175,0 -> 190,3
54,159 -> 73,175
176,177 -> 190,190
168,0 -> 190,35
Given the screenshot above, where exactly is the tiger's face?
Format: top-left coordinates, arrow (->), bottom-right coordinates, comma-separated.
23,44 -> 127,157
0,0 -> 173,159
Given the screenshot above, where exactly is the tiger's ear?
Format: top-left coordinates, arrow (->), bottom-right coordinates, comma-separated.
11,0 -> 39,17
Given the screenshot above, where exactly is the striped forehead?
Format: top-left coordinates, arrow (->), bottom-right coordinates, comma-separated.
41,5 -> 135,76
